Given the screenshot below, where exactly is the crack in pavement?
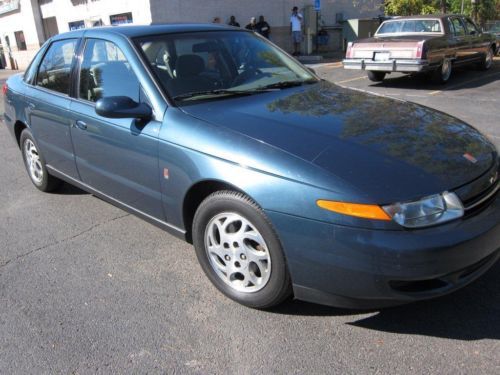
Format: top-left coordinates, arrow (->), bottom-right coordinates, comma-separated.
0,213 -> 131,269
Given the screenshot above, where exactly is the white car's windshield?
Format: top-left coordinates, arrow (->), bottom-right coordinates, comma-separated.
136,30 -> 317,103
377,19 -> 442,35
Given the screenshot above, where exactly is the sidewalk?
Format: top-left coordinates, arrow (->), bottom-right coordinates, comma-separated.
0,69 -> 20,81
297,51 -> 344,66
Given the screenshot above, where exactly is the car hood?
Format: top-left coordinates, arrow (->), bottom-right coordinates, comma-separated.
181,81 -> 496,203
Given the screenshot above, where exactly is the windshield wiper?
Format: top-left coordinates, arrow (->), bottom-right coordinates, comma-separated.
173,80 -> 317,101
173,88 -> 274,101
257,80 -> 317,90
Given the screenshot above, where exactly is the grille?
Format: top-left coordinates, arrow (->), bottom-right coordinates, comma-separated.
462,180 -> 499,218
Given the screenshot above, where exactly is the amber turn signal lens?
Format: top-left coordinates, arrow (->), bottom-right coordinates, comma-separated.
317,200 -> 391,221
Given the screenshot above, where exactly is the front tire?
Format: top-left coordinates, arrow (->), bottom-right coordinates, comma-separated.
20,129 -> 62,192
367,71 -> 386,82
192,191 -> 292,309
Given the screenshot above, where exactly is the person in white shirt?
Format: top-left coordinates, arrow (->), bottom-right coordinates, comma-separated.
290,6 -> 303,56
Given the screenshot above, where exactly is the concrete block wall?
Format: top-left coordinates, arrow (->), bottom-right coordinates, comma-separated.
149,0 -> 383,53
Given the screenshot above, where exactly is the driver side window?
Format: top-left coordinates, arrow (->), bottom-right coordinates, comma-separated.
78,38 -> 139,103
464,18 -> 479,35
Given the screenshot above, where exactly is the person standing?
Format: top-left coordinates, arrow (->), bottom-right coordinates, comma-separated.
245,17 -> 258,32
256,15 -> 271,39
228,15 -> 240,27
290,6 -> 303,56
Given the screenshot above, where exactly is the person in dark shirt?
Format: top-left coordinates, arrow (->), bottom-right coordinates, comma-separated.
256,15 -> 271,39
245,17 -> 258,32
228,15 -> 240,27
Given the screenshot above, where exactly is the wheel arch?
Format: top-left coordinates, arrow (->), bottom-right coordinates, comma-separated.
14,120 -> 28,148
182,179 -> 250,243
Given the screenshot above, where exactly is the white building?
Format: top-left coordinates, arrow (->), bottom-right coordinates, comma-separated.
0,0 -> 383,70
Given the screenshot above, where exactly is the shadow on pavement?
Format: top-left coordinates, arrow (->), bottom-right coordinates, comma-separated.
272,261 -> 500,341
369,62 -> 500,92
56,182 -> 88,195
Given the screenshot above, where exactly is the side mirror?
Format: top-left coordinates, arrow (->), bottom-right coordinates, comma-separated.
95,96 -> 152,120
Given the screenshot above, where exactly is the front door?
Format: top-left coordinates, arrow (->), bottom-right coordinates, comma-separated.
69,38 -> 164,220
463,17 -> 485,61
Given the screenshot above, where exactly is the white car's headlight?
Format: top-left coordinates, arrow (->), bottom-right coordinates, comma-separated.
383,191 -> 464,228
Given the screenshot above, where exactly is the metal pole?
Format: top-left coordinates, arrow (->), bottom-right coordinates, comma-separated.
315,11 -> 319,54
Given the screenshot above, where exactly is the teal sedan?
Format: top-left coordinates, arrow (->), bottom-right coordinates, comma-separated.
3,24 -> 499,309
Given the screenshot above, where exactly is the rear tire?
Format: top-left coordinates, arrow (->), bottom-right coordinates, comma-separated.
367,71 -> 386,82
432,58 -> 452,84
192,191 -> 292,309
478,47 -> 494,71
20,129 -> 62,192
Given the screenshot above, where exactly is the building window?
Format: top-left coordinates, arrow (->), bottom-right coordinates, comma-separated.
14,31 -> 26,51
110,12 -> 133,26
69,20 -> 85,30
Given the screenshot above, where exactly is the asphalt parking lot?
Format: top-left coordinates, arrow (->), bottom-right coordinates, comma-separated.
1,63 -> 499,374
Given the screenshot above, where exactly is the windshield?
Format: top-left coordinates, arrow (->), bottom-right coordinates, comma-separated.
377,19 -> 442,35
135,30 -> 317,103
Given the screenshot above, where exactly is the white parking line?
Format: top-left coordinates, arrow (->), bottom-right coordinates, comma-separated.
335,76 -> 367,84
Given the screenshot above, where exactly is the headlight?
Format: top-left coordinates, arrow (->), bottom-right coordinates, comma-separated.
382,191 -> 464,228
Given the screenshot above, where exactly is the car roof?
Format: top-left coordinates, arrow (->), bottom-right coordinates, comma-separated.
51,23 -> 244,41
383,14 -> 466,21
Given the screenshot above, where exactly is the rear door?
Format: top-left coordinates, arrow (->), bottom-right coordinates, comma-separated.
25,38 -> 80,179
69,37 -> 164,220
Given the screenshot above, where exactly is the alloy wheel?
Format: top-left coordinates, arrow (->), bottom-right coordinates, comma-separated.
24,139 -> 44,184
204,212 -> 271,293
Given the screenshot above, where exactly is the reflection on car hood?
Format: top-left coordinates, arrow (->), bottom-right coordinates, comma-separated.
181,80 -> 496,202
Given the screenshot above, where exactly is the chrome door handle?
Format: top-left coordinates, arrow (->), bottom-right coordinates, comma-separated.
28,102 -> 36,110
75,120 -> 87,130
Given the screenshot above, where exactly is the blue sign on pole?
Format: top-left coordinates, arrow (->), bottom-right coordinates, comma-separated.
314,0 -> 321,11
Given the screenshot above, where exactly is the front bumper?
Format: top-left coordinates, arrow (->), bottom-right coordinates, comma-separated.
266,194 -> 500,309
342,58 -> 430,72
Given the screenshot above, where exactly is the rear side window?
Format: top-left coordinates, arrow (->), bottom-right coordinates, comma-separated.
36,39 -> 77,94
78,38 -> 139,102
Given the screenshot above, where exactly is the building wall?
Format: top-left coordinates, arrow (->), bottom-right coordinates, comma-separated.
149,0 -> 383,53
149,0 -> 382,27
0,0 -> 153,70
0,0 -> 45,69
0,0 -> 383,70
39,0 -> 152,34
